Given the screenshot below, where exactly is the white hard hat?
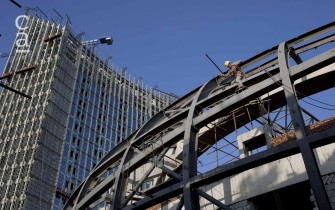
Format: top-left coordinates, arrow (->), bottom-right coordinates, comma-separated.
224,61 -> 230,67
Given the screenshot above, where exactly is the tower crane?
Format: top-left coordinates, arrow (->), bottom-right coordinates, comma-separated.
82,37 -> 113,47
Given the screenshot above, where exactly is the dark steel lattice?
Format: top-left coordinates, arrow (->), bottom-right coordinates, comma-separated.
64,22 -> 335,210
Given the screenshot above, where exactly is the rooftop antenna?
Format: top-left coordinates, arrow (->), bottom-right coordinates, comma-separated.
50,18 -> 57,24
65,14 -> 72,24
105,56 -> 112,66
53,9 -> 63,19
121,67 -> 127,75
53,8 -> 63,24
136,77 -> 143,84
170,93 -> 179,98
76,32 -> 85,39
37,6 -> 48,20
25,6 -> 38,16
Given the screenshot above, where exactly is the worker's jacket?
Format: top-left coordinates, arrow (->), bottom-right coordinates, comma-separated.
226,60 -> 245,77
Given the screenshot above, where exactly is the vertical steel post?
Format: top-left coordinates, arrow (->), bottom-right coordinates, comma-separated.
278,42 -> 331,210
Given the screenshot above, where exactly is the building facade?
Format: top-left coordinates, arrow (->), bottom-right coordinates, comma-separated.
0,10 -> 175,210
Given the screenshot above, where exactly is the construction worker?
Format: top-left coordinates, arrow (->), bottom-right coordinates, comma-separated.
223,60 -> 247,89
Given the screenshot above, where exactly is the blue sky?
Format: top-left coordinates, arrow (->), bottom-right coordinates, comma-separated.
1,0 -> 335,172
1,0 -> 335,102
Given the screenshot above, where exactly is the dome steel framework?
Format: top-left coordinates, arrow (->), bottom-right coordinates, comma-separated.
64,22 -> 335,210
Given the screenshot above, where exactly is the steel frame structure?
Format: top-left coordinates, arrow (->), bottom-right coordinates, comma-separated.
64,22 -> 335,210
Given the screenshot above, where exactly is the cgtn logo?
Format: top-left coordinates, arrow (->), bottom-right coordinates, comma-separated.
15,15 -> 30,53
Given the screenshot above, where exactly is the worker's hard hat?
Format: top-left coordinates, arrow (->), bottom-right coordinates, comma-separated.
224,61 -> 230,67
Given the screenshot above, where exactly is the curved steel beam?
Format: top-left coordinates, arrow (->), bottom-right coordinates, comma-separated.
125,50 -> 335,209
64,22 -> 335,210
69,55 -> 335,209
182,78 -> 218,209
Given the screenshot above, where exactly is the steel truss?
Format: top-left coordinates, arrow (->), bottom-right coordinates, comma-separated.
64,22 -> 335,210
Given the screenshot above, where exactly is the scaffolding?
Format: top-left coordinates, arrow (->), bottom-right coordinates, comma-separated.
0,8 -> 177,210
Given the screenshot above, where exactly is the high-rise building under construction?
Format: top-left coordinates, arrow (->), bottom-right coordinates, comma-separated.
0,9 -> 175,210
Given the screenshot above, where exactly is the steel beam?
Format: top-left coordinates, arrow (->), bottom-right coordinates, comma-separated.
182,82 -> 208,210
65,21 -> 335,210
157,164 -> 182,181
108,136 -> 137,209
289,47 -> 303,64
70,57 -> 335,209
278,43 -> 307,140
122,183 -> 183,210
175,196 -> 184,210
72,57 -> 335,209
279,42 -> 330,210
190,127 -> 335,188
0,82 -> 31,99
295,33 -> 335,54
124,128 -> 335,210
194,46 -> 335,129
122,147 -> 169,207
182,78 -> 221,210
196,189 -> 233,210
301,106 -> 320,122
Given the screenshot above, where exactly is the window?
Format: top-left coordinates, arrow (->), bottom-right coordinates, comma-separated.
140,179 -> 153,191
